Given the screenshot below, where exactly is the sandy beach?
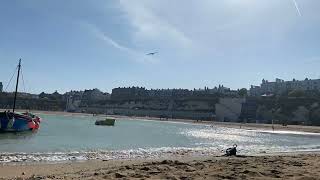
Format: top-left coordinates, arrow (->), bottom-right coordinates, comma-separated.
0,153 -> 319,179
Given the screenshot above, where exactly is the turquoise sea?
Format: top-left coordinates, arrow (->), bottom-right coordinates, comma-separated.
0,114 -> 319,163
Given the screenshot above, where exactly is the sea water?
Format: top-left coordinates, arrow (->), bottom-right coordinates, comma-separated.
0,114 -> 319,163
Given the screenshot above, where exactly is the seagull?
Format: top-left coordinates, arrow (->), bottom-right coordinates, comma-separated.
146,52 -> 158,56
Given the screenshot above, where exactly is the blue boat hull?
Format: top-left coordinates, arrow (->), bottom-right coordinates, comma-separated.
0,112 -> 33,132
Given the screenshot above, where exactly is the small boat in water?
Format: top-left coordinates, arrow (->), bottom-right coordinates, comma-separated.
0,111 -> 41,132
95,118 -> 115,126
0,59 -> 41,132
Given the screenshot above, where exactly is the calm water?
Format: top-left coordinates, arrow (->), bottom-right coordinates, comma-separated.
0,114 -> 319,163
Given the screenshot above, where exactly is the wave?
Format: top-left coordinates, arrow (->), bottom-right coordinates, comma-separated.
246,129 -> 320,136
0,147 -> 219,163
1,145 -> 320,164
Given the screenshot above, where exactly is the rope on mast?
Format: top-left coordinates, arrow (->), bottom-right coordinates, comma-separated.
20,67 -> 27,93
4,66 -> 18,92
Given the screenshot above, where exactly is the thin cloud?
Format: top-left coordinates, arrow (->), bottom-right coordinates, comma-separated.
292,0 -> 302,17
80,22 -> 158,64
118,0 -> 193,48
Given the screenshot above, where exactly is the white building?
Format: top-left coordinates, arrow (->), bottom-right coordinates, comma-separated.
250,78 -> 320,96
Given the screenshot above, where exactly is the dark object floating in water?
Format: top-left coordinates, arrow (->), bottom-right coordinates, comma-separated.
225,144 -> 237,156
0,59 -> 41,133
95,118 -> 115,126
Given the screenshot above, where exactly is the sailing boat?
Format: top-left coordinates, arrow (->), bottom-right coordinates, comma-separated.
0,59 -> 41,132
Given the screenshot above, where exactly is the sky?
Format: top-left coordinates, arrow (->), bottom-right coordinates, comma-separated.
0,0 -> 319,94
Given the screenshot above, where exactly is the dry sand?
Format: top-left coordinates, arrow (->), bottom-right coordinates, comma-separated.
0,153 -> 319,179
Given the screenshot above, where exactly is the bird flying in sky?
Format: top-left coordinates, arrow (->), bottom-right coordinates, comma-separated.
146,52 -> 158,56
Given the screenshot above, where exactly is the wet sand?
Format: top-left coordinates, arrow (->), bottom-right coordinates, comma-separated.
0,153 -> 319,179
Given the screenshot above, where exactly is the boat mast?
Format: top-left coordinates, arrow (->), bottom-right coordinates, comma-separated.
13,59 -> 21,113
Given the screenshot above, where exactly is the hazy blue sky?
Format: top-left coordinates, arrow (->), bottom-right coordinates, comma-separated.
0,0 -> 319,94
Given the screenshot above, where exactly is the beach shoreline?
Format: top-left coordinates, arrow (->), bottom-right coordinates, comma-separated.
0,152 -> 319,179
11,109 -> 320,134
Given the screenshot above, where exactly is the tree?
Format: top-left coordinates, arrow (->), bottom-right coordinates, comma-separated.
238,88 -> 248,97
39,92 -> 47,99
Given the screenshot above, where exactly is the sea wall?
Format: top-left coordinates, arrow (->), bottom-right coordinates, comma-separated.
79,107 -> 214,120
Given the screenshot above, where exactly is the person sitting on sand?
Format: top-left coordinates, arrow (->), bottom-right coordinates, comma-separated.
226,144 -> 237,156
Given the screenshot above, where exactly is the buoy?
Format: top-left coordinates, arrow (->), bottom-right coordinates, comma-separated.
28,121 -> 36,129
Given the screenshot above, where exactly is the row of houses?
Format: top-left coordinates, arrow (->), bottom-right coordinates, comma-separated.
250,78 -> 320,96
111,85 -> 238,99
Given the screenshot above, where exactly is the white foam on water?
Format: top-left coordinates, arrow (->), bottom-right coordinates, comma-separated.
246,129 -> 320,136
0,147 -> 221,163
1,143 -> 320,164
